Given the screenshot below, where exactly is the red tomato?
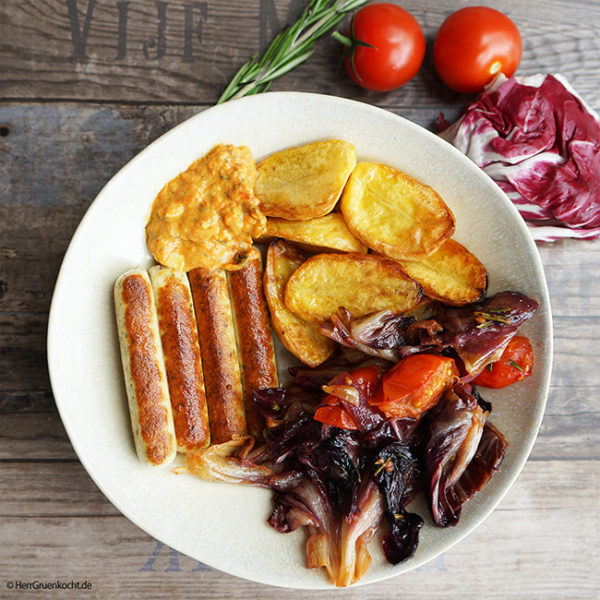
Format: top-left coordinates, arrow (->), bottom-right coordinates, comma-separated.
473,336 -> 534,389
433,6 -> 522,93
341,3 -> 425,92
314,405 -> 359,430
369,354 -> 458,419
314,365 -> 382,430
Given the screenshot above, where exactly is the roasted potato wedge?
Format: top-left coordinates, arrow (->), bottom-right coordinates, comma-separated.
255,140 -> 357,220
256,214 -> 367,253
395,239 -> 487,306
264,240 -> 335,367
340,163 -> 455,260
284,253 -> 423,322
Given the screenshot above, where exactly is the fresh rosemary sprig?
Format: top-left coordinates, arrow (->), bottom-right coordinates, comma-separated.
217,0 -> 370,104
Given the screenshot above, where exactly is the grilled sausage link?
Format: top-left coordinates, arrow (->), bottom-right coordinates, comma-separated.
114,269 -> 176,467
188,267 -> 247,444
228,254 -> 278,439
149,266 -> 211,452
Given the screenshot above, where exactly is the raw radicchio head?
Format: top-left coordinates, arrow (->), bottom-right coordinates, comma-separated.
440,73 -> 600,241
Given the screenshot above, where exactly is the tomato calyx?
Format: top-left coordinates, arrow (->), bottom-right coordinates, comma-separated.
332,16 -> 376,83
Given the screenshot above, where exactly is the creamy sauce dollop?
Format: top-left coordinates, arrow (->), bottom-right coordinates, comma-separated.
146,144 -> 265,271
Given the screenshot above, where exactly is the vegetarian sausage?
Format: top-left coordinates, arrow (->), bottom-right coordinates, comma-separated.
188,267 -> 247,444
149,265 -> 211,452
228,254 -> 278,439
114,268 -> 177,467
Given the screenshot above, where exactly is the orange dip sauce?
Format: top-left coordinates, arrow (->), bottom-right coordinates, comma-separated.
146,144 -> 265,271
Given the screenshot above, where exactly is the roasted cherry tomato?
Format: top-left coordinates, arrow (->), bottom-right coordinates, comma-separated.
339,3 -> 425,92
473,335 -> 534,389
433,6 -> 522,93
314,365 -> 381,430
313,405 -> 359,430
369,354 -> 458,419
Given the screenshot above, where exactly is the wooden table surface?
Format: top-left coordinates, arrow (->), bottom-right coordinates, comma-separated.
1,1 -> 599,598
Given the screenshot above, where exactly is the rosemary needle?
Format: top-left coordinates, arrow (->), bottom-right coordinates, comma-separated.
217,0 -> 369,104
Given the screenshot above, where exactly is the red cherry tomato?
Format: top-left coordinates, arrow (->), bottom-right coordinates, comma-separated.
433,6 -> 522,93
314,365 -> 382,430
314,405 -> 359,430
473,336 -> 534,389
341,3 -> 425,92
369,354 -> 458,419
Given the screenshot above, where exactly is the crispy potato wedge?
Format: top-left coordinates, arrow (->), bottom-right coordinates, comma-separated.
264,240 -> 335,367
284,253 -> 423,322
340,163 -> 455,260
255,140 -> 357,220
256,214 -> 367,253
396,239 -> 487,306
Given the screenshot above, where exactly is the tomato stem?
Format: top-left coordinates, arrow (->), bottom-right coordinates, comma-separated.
333,13 -> 377,82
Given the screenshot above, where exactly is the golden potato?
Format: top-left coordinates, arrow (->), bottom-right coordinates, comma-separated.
396,239 -> 487,306
255,140 -> 356,220
284,253 -> 423,322
256,213 -> 367,253
340,163 -> 455,261
264,240 -> 335,367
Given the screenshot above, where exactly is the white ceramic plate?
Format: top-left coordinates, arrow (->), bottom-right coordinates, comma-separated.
48,93 -> 552,589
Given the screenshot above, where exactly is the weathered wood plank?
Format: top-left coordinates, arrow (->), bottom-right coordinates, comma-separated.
1,460 -> 597,598
0,412 -> 76,460
0,0 -> 599,106
0,311 -> 49,391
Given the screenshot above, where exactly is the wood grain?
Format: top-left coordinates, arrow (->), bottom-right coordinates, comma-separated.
0,1 -> 599,106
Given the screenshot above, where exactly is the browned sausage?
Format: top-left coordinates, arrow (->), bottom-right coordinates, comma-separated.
188,267 -> 247,444
149,266 -> 210,452
114,269 -> 176,467
228,254 -> 278,439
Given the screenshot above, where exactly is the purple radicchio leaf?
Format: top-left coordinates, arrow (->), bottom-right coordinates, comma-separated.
319,292 -> 537,376
440,73 -> 600,241
320,308 -> 413,362
424,383 -> 489,527
336,478 -> 385,586
407,291 -> 539,375
446,421 -> 508,513
267,474 -> 340,584
371,442 -> 424,564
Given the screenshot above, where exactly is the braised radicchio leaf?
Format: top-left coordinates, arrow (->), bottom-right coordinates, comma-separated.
304,430 -> 362,516
359,418 -> 419,449
319,293 -> 537,376
182,436 -> 274,486
424,384 -> 489,527
371,442 -> 424,564
408,291 -> 539,375
336,478 -> 384,587
268,475 -> 340,584
320,308 -> 412,362
265,412 -> 323,465
449,421 -> 508,510
440,73 -> 600,241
